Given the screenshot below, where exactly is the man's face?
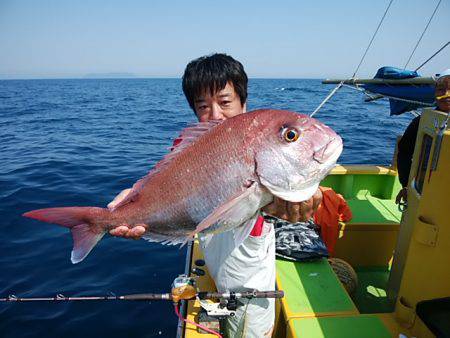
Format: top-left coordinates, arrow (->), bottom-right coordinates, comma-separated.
194,82 -> 246,122
436,76 -> 450,112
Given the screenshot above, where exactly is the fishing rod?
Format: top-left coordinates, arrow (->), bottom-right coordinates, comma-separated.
1,275 -> 283,338
0,275 -> 284,303
0,290 -> 284,303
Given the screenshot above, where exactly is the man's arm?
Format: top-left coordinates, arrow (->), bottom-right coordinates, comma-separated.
263,188 -> 323,222
337,193 -> 352,222
395,116 -> 421,205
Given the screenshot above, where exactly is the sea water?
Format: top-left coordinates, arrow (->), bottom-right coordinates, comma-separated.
0,78 -> 412,337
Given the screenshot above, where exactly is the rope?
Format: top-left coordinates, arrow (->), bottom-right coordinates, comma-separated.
404,0 -> 442,69
352,0 -> 394,78
310,81 -> 344,117
415,41 -> 450,72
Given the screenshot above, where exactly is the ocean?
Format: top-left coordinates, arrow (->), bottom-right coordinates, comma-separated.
0,78 -> 412,337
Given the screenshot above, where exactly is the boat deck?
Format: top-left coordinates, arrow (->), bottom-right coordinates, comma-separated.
182,165 -> 411,337
353,266 -> 392,314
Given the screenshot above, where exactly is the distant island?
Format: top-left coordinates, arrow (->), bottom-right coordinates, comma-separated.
83,72 -> 137,79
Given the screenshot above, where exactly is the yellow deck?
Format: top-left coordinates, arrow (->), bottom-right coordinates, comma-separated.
184,240 -> 218,338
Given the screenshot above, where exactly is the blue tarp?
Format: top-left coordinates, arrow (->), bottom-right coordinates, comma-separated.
361,67 -> 435,115
374,66 -> 419,79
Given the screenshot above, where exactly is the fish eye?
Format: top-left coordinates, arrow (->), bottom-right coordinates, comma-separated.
282,127 -> 300,142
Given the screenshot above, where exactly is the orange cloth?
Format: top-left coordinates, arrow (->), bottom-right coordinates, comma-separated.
314,186 -> 352,256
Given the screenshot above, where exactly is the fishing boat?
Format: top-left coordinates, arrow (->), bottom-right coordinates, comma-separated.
177,67 -> 449,337
178,0 -> 449,334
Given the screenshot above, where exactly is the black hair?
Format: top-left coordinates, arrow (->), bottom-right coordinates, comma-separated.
182,53 -> 248,112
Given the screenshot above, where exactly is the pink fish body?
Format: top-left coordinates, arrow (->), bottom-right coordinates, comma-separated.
24,109 -> 342,263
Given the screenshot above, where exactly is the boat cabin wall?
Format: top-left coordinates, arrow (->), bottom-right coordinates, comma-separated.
389,108 -> 450,336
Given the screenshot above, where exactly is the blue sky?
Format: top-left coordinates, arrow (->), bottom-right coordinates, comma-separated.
0,0 -> 448,79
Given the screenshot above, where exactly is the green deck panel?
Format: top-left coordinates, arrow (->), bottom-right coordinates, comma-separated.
320,173 -> 402,225
290,315 -> 392,338
276,258 -> 357,315
321,173 -> 401,200
346,197 -> 402,224
353,266 -> 394,314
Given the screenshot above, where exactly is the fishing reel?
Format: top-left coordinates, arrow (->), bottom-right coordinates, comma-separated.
199,295 -> 237,318
171,274 -> 197,303
170,274 -> 236,316
197,291 -> 238,335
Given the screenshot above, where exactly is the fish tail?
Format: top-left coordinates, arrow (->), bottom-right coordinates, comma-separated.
23,206 -> 111,264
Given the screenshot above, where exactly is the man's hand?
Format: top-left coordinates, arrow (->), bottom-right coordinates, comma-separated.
395,187 -> 408,205
109,224 -> 147,240
108,188 -> 146,239
263,197 -> 311,222
263,188 -> 323,222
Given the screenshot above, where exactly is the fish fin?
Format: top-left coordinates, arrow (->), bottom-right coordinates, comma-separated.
111,120 -> 223,211
71,224 -> 106,264
23,206 -> 109,263
169,120 -> 223,154
197,215 -> 257,251
142,231 -> 191,246
109,186 -> 140,211
23,207 -> 94,228
108,188 -> 132,210
231,214 -> 259,248
198,233 -> 213,248
193,181 -> 263,236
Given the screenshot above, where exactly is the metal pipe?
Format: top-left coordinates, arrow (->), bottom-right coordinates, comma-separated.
322,77 -> 435,85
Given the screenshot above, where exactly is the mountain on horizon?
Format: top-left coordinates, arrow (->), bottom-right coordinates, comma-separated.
83,72 -> 137,79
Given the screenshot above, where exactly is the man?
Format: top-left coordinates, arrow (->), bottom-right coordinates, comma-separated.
181,53 -> 273,334
110,54 -> 265,337
435,69 -> 450,112
396,69 -> 450,205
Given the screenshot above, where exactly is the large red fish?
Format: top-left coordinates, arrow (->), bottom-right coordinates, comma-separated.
24,109 -> 343,263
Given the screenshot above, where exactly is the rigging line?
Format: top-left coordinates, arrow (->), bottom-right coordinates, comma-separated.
311,0 -> 394,117
404,0 -> 442,69
343,83 -> 379,101
310,81 -> 344,117
415,41 -> 450,72
352,0 -> 395,78
368,93 -> 434,107
311,0 -> 395,117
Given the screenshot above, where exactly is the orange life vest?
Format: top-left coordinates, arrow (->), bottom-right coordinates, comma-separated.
314,187 -> 352,256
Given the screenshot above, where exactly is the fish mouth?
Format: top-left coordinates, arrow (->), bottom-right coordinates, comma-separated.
313,137 -> 343,164
259,176 -> 320,203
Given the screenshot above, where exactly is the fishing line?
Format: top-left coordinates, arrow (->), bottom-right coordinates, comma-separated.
352,0 -> 395,79
404,0 -> 443,70
310,0 -> 395,117
174,303 -> 222,337
310,81 -> 344,117
415,41 -> 450,72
